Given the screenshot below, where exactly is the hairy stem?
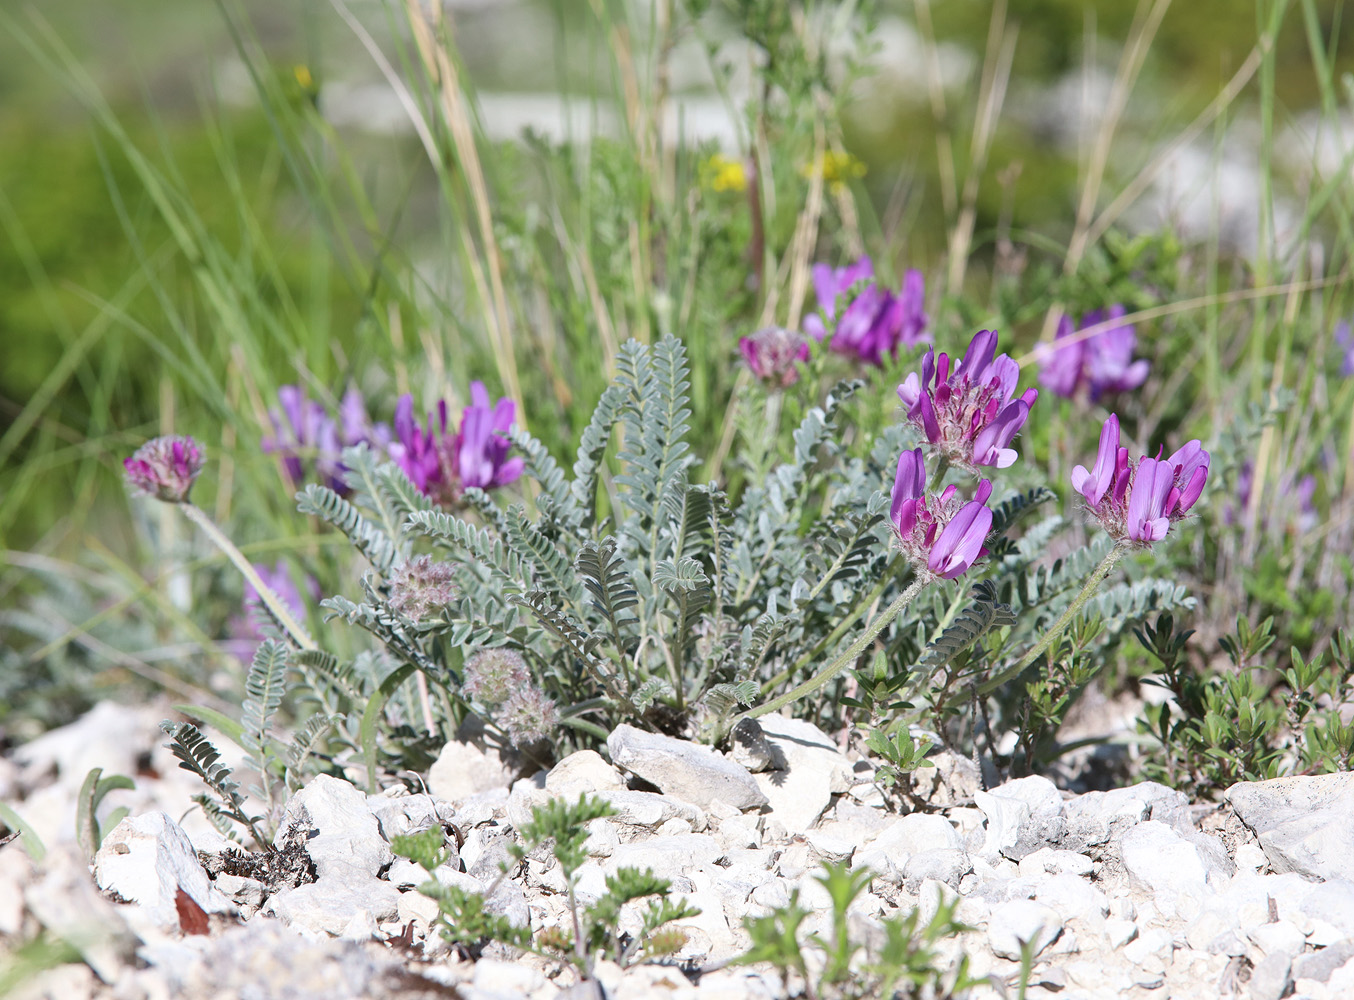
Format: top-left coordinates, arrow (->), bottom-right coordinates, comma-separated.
737,577 -> 929,725
180,503 -> 318,652
977,541 -> 1129,696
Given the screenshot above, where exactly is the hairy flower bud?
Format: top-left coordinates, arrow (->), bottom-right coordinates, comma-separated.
123,435 -> 205,503
462,648 -> 529,708
387,555 -> 457,621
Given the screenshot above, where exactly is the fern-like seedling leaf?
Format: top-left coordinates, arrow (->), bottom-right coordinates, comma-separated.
921,581 -> 1018,672
241,639 -> 288,759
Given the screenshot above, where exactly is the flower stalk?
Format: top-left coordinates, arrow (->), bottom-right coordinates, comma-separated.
736,576 -> 929,726
179,503 -> 318,652
976,541 -> 1129,696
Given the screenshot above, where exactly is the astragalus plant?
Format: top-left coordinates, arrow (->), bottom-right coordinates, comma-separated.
126,311 -> 1212,783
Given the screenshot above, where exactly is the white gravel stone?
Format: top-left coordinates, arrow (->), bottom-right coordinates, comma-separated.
92,811 -> 233,934
1119,820 -> 1215,911
276,774 -> 391,879
856,812 -> 962,882
1018,847 -> 1095,878
1300,880 -> 1354,938
546,749 -> 627,798
1249,920 -> 1307,959
1123,927 -> 1175,967
428,738 -> 518,802
265,876 -> 400,937
607,725 -> 767,812
987,899 -> 1064,960
903,850 -> 971,893
1226,773 -> 1354,882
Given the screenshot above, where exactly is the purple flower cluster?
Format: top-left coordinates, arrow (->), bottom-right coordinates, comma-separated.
890,448 -> 993,580
124,435 -> 205,503
803,257 -> 929,366
897,329 -> 1039,471
391,382 -> 524,506
739,326 -> 811,387
1072,415 -> 1210,544
1036,306 -> 1150,401
262,386 -> 390,495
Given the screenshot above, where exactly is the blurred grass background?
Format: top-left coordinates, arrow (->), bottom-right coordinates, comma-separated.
2,0 -> 1352,739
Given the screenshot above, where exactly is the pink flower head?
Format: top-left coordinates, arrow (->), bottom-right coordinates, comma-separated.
897,329 -> 1038,472
1037,306 -> 1150,401
804,257 -> 930,367
740,326 -> 811,387
890,447 -> 994,580
390,383 -> 523,505
123,435 -> 205,503
1072,414 -> 1210,545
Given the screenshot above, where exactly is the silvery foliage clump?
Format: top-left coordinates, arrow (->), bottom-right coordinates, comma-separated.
296,334 -> 1196,770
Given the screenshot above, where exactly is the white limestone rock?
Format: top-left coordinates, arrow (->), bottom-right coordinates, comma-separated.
276,774 -> 390,879
92,811 -> 233,933
607,725 -> 767,812
1226,773 -> 1354,882
987,899 -> 1064,960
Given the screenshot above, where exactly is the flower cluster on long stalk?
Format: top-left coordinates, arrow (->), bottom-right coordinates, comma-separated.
391,382 -> 524,507
803,257 -> 929,367
1037,306 -> 1150,401
262,386 -> 390,495
1072,414 -> 1209,544
897,329 -> 1038,472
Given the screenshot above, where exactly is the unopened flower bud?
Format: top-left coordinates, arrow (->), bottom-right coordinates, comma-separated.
123,435 -> 205,503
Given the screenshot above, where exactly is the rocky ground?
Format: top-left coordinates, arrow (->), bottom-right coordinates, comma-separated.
2,700 -> 1353,1000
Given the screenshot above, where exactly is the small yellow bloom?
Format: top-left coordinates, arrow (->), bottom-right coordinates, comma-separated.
801,150 -> 866,192
700,154 -> 748,194
293,65 -> 314,91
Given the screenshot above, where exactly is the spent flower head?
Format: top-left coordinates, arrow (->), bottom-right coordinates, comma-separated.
890,447 -> 994,580
462,648 -> 530,708
124,435 -> 206,503
1072,414 -> 1209,544
387,555 -> 457,621
897,329 -> 1038,471
803,257 -> 929,367
497,685 -> 559,748
1037,306 -> 1150,401
740,326 -> 810,388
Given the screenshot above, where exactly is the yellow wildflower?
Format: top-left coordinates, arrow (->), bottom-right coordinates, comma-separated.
293,65 -> 315,91
801,150 -> 866,192
700,154 -> 748,194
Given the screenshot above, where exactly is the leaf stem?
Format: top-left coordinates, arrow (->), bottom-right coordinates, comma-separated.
977,541 -> 1129,696
737,576 -> 929,726
180,502 -> 317,652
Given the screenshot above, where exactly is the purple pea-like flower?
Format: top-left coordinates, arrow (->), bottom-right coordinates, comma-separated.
897,329 -> 1038,472
803,257 -> 929,367
1037,306 -> 1150,401
390,382 -> 523,506
1072,413 -> 1210,545
740,326 -> 811,387
262,386 -> 390,494
1225,461 -> 1319,533
455,382 -> 525,492
124,435 -> 205,503
890,447 -> 994,579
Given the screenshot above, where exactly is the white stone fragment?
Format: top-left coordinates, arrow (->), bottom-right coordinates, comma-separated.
545,750 -> 626,798
427,738 -> 517,802
986,899 -> 1064,960
92,811 -> 232,933
607,725 -> 767,812
1226,773 -> 1354,882
276,774 -> 391,879
1119,821 -> 1214,911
